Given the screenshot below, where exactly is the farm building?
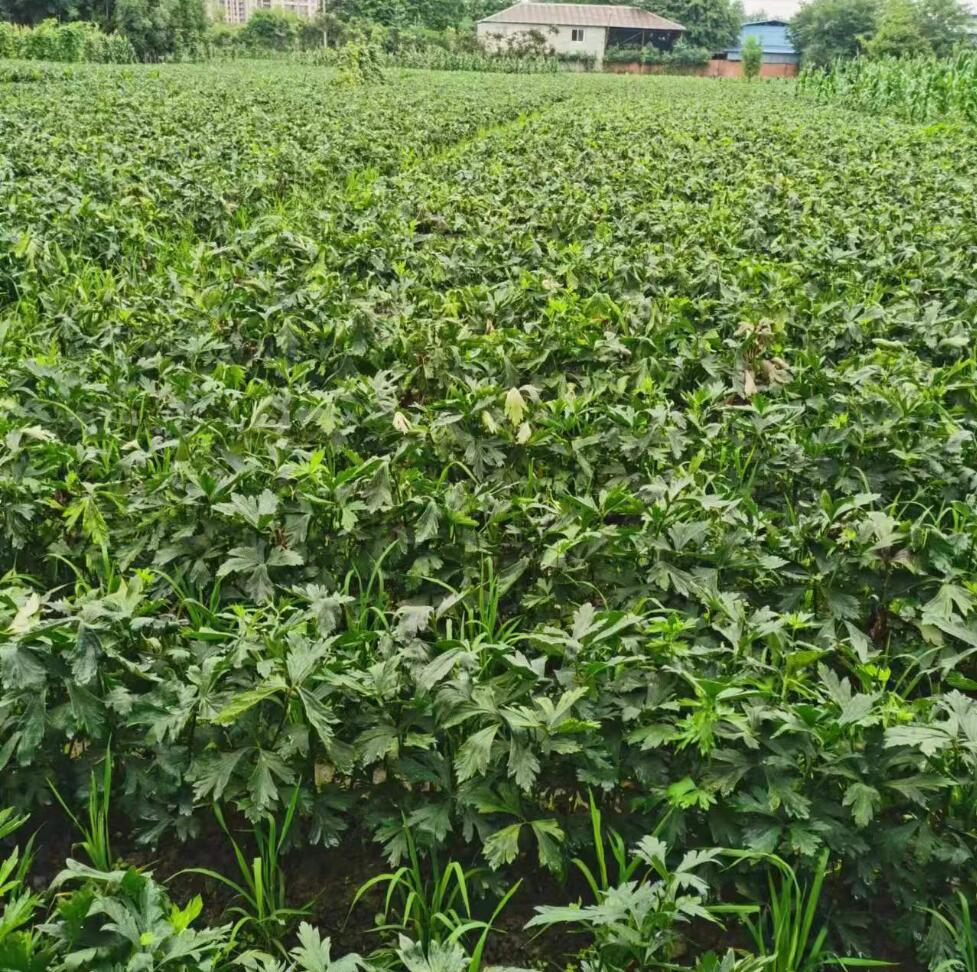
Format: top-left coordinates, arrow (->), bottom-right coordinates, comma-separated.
476,2 -> 686,66
726,19 -> 800,66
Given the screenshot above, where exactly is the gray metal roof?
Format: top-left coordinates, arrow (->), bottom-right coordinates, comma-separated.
479,3 -> 685,31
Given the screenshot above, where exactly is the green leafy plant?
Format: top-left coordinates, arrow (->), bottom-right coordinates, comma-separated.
0,808 -> 47,972
336,40 -> 386,85
3,59 -> 977,972
391,933 -> 532,972
45,861 -> 231,970
527,836 -> 722,968
0,18 -> 135,63
692,952 -> 775,972
235,921 -> 366,971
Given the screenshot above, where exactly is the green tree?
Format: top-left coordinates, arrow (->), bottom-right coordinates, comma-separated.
915,0 -> 969,54
115,0 -> 172,57
337,0 -> 463,28
788,0 -> 877,65
170,0 -> 206,50
114,0 -> 205,58
652,0 -> 742,49
389,0 -> 466,29
241,7 -> 301,49
741,31 -> 762,76
0,0 -> 107,25
864,0 -> 968,57
865,0 -> 925,54
300,11 -> 337,47
465,0 -> 507,21
333,0 -> 407,25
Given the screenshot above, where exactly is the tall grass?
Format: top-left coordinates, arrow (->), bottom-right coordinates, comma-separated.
181,787 -> 312,953
797,51 -> 977,124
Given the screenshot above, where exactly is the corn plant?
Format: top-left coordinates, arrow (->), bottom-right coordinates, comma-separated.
798,52 -> 977,123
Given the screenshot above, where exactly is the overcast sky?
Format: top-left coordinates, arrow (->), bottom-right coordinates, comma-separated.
741,0 -> 977,19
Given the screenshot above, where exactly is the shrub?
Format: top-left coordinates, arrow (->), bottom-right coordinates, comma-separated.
240,8 -> 302,52
0,19 -> 135,64
0,21 -> 23,58
482,25 -> 556,57
558,50 -> 597,70
665,40 -> 712,67
336,38 -> 385,84
19,18 -> 61,60
52,20 -> 91,61
603,45 -> 643,63
742,33 -> 763,78
389,43 -> 559,71
100,31 -> 138,62
605,42 -> 712,69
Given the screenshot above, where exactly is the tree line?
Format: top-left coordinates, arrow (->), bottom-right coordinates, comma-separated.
0,0 -> 972,65
790,0 -> 974,65
0,0 -> 745,62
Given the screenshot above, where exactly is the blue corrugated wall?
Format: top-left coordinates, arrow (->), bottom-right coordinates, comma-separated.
727,21 -> 800,63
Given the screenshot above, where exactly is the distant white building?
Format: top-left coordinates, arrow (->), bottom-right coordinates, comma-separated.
476,2 -> 685,66
214,0 -> 319,25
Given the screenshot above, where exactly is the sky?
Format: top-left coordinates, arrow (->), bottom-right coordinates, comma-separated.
741,0 -> 803,17
741,0 -> 977,19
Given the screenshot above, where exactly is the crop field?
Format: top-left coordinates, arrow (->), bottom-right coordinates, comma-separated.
798,50 -> 977,124
1,62 -> 977,970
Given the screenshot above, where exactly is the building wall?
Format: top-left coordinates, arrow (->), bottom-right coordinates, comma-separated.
216,0 -> 319,25
477,20 -> 608,62
727,50 -> 798,63
726,22 -> 800,63
742,22 -> 793,48
605,58 -> 799,76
